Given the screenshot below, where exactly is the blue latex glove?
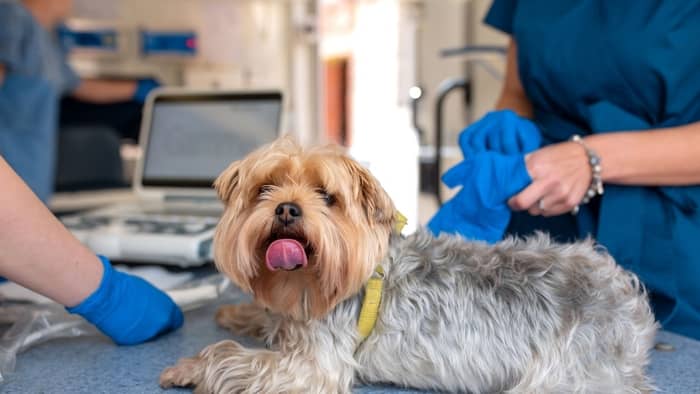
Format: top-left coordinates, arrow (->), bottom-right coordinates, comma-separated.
427,152 -> 532,243
132,78 -> 160,103
459,110 -> 542,156
67,256 -> 184,345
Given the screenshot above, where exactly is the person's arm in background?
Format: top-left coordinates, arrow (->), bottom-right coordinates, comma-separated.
71,78 -> 138,103
0,64 -> 5,86
494,40 -> 533,118
71,77 -> 160,104
0,156 -> 183,344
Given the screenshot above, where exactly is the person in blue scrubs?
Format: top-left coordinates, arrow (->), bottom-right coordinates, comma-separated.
0,0 -> 157,203
459,1 -> 700,340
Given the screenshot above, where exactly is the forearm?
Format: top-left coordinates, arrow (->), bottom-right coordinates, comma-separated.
0,157 -> 102,307
494,40 -> 533,118
71,78 -> 137,103
584,122 -> 700,185
495,92 -> 533,119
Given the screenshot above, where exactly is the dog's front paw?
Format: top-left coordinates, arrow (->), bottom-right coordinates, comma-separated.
159,356 -> 204,389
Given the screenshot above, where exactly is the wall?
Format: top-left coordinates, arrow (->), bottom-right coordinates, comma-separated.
469,0 -> 508,120
69,0 -> 319,143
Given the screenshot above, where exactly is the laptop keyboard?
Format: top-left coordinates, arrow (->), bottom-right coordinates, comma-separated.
61,215 -> 112,231
62,214 -> 218,235
123,215 -> 218,235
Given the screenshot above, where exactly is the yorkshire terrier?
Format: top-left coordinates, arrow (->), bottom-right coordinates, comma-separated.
160,137 -> 657,393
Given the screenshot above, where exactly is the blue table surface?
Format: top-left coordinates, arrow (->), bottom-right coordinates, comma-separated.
3,287 -> 700,394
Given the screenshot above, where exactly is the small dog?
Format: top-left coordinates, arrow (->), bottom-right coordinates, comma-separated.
160,137 -> 657,393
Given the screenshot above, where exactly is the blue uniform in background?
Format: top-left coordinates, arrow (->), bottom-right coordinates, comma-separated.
0,0 -> 80,202
486,0 -> 700,339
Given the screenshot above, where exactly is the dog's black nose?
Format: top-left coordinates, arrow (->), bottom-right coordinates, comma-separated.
275,202 -> 302,225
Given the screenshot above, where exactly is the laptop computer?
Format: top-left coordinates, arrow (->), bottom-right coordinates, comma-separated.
61,89 -> 283,267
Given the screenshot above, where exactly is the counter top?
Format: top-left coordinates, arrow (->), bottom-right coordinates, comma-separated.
3,288 -> 700,394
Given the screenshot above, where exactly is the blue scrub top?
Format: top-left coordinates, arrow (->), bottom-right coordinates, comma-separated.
0,0 -> 80,202
486,0 -> 700,340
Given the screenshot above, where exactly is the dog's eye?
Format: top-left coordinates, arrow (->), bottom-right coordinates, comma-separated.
258,185 -> 274,195
316,188 -> 335,206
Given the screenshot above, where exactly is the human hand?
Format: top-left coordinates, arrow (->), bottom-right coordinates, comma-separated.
508,141 -> 591,216
67,256 -> 184,345
459,109 -> 542,156
427,151 -> 531,243
133,78 -> 161,103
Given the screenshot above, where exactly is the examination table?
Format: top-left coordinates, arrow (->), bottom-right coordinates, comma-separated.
2,284 -> 699,393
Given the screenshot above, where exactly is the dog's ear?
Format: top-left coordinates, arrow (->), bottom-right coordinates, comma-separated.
343,157 -> 396,226
213,160 -> 240,203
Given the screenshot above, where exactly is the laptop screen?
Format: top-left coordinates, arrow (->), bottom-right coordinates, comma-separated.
141,92 -> 282,188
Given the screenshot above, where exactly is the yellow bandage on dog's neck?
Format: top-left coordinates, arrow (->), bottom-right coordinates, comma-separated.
356,212 -> 407,343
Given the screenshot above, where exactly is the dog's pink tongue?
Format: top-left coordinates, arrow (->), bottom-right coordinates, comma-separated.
265,239 -> 308,271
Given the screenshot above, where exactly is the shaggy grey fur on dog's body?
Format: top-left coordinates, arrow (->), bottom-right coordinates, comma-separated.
327,230 -> 657,393
162,230 -> 657,393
